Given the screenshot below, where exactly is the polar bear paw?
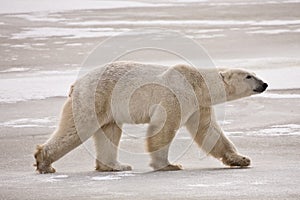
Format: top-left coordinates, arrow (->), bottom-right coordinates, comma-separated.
35,164 -> 56,174
158,164 -> 183,171
34,145 -> 56,174
222,153 -> 251,167
151,163 -> 183,171
95,161 -> 132,172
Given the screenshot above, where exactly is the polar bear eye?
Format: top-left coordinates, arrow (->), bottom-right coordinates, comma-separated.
246,75 -> 252,79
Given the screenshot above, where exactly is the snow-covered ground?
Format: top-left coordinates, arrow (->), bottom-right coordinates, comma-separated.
0,0 -> 169,14
1,0 -> 300,14
0,2 -> 300,199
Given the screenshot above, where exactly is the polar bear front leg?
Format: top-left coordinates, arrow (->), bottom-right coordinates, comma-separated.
207,126 -> 251,167
186,111 -> 250,167
93,123 -> 132,171
34,98 -> 86,174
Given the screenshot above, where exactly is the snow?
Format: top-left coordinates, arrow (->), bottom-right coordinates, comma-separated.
0,70 -> 77,103
0,67 -> 31,73
247,29 -> 300,34
193,34 -> 225,39
8,13 -> 67,22
227,124 -> 300,136
91,172 -> 135,181
255,93 -> 300,99
0,0 -> 168,14
11,26 -> 226,40
0,117 -> 55,128
207,0 -> 300,6
259,125 -> 300,136
1,0 -> 300,15
272,124 -> 300,129
51,175 -> 69,179
188,182 -> 235,187
65,43 -> 83,47
91,176 -> 121,181
64,19 -> 300,26
11,27 -> 130,39
254,68 -> 300,90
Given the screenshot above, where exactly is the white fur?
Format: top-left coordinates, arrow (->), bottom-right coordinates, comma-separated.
34,61 -> 267,173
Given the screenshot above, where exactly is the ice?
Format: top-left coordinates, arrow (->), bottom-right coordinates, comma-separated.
228,124 -> 300,136
253,20 -> 300,26
192,34 -> 225,39
0,117 -> 55,128
51,175 -> 69,179
218,120 -> 232,125
254,68 -> 300,90
225,131 -> 244,136
0,0 -> 167,14
91,176 -> 121,181
11,20 -> 300,40
115,172 -> 135,177
33,43 -> 46,46
250,181 -> 267,185
259,127 -> 300,136
11,26 -> 225,40
0,67 -> 31,73
247,29 -> 300,34
91,172 -> 135,181
186,29 -> 223,33
0,70 -> 77,103
207,0 -> 300,6
215,57 -> 300,70
166,0 -> 208,2
272,124 -> 300,129
261,127 -> 291,134
44,175 -> 69,183
1,0 -> 299,15
65,43 -> 83,47
9,13 -> 67,22
11,27 -> 130,39
188,182 -> 234,187
65,19 -> 300,26
188,184 -> 210,187
255,93 -> 300,99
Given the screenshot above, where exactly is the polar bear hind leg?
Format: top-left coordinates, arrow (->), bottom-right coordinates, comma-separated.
93,123 -> 132,171
146,103 -> 182,171
147,124 -> 182,171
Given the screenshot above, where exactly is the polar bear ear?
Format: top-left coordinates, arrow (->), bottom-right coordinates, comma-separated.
219,71 -> 225,79
219,70 -> 231,84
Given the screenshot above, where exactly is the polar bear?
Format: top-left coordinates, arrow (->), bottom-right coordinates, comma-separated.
34,61 -> 268,173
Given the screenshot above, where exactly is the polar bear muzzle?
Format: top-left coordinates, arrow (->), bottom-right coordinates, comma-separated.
253,82 -> 268,93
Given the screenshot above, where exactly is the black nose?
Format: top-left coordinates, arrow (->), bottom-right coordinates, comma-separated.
263,83 -> 268,90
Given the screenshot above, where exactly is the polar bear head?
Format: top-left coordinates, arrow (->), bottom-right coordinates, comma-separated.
219,68 -> 268,101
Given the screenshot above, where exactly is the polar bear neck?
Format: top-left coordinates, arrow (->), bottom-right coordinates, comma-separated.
172,65 -> 227,106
